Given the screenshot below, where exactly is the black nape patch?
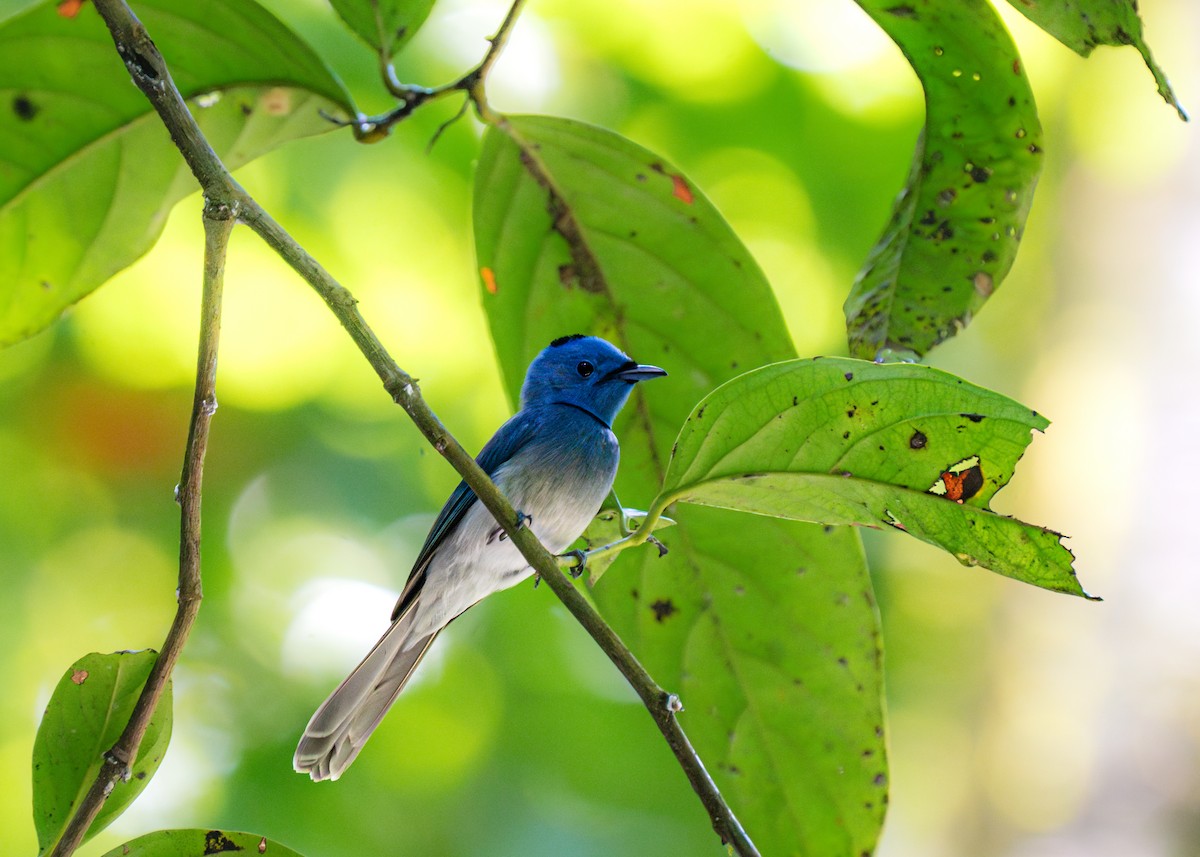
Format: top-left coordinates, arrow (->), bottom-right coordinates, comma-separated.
550,333 -> 587,347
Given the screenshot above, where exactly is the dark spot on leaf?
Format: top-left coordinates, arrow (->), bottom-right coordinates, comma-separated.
557,264 -> 577,286
844,371 -> 854,381
650,598 -> 677,622
696,405 -> 706,419
886,4 -> 916,17
240,102 -> 253,116
135,770 -> 147,779
1028,143 -> 1043,154
961,413 -> 985,423
628,230 -> 638,238
919,209 -> 937,226
843,430 -> 851,439
874,772 -> 887,787
846,405 -> 857,418
932,221 -> 954,241
969,164 -> 992,183
981,250 -> 997,263
937,188 -> 956,205
13,95 -> 37,121
204,831 -> 243,854
1008,95 -> 1017,107
909,430 -> 927,449
837,656 -> 849,667
862,748 -> 875,758
792,395 -> 799,406
635,173 -> 647,182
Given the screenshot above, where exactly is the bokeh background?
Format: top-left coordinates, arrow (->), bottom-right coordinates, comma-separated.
2,0 -> 1197,854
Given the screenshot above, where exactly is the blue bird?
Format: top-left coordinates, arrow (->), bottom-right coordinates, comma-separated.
294,335 -> 666,780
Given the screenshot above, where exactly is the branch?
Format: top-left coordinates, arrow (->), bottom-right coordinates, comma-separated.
89,2 -> 759,854
46,197 -> 232,857
339,0 -> 526,141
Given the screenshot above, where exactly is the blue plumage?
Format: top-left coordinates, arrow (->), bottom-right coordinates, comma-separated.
295,335 -> 666,780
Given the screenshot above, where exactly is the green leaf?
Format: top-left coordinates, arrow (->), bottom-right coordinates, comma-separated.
329,0 -> 436,60
474,115 -> 887,856
846,0 -> 1044,360
0,0 -> 355,347
33,650 -> 173,853
99,829 -> 308,857
1003,0 -> 1186,120
659,356 -> 1093,598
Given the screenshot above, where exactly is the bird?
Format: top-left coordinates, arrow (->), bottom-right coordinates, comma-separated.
294,334 -> 667,781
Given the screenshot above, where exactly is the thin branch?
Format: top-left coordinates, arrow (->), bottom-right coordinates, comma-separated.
46,197 -> 233,857
337,0 -> 526,141
88,2 -> 759,854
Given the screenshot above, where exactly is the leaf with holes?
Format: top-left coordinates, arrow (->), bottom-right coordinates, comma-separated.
329,0 -> 436,61
474,114 -> 887,856
658,356 -> 1093,598
1002,0 -> 1186,120
0,0 -> 354,347
845,0 -> 1044,361
33,651 -> 172,853
100,829 -> 308,857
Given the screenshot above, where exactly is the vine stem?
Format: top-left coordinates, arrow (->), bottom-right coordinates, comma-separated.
86,2 -> 760,854
45,197 -> 233,857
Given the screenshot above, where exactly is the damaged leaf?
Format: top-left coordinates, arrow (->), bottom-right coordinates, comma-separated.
100,829 -> 307,856
474,114 -> 888,856
33,651 -> 172,853
329,0 -> 436,62
658,357 -> 1093,598
1003,0 -> 1187,120
0,0 -> 354,346
847,0 -> 1044,360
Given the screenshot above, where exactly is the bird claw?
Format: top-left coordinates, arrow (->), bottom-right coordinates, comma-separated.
498,512 -> 532,542
562,549 -> 588,579
647,535 -> 668,558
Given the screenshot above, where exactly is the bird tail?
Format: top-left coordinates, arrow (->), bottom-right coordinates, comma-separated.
294,605 -> 439,781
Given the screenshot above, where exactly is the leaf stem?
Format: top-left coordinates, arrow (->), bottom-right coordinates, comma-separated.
560,492 -> 677,570
88,2 -> 759,853
44,195 -> 233,857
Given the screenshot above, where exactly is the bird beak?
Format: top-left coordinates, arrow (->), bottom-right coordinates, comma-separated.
608,361 -> 668,383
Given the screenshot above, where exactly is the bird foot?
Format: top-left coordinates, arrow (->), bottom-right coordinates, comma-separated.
647,535 -> 669,558
498,511 -> 532,542
562,549 -> 588,579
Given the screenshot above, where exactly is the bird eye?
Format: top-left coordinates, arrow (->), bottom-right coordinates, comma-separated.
577,361 -> 595,378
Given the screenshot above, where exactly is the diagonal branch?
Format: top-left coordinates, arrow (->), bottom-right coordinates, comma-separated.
45,196 -> 234,857
88,2 -> 759,854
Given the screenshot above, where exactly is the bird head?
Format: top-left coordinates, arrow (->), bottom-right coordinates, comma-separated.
520,334 -> 667,427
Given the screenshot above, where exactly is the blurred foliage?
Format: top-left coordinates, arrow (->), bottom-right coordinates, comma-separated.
1,0 -> 1196,856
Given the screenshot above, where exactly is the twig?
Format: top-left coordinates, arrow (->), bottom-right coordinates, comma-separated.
88,2 -> 759,854
339,0 -> 526,141
45,195 -> 233,855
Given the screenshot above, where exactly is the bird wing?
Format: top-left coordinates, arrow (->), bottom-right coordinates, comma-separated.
391,411 -> 540,620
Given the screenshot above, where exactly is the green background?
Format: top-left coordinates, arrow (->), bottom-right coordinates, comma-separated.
1,0 -> 1196,854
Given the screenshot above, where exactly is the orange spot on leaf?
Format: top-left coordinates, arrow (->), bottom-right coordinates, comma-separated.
671,174 -> 694,204
480,267 -> 498,295
57,0 -> 85,17
71,669 -> 88,685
